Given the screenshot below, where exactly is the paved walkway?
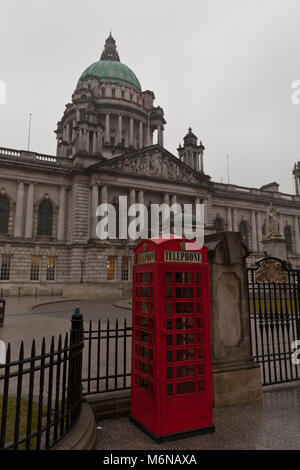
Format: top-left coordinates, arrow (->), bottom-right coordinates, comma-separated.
95,382 -> 300,450
0,296 -> 130,359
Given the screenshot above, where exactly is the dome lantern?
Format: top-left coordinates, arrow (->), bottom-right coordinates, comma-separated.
77,34 -> 142,91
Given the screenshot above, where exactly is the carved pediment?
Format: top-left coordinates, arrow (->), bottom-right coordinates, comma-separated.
94,147 -> 210,185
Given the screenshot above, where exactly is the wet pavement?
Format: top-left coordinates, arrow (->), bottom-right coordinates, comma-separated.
0,296 -> 130,358
95,382 -> 300,450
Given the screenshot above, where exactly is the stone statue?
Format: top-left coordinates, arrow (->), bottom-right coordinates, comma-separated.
264,203 -> 281,240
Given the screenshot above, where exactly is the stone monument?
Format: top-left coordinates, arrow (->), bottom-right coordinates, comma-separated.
262,203 -> 286,259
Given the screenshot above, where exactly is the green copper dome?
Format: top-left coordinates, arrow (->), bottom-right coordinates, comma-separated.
77,34 -> 141,91
77,60 -> 141,91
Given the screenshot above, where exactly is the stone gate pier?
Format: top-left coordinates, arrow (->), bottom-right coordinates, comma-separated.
205,232 -> 262,407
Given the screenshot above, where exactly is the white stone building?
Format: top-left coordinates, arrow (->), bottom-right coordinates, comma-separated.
0,34 -> 300,298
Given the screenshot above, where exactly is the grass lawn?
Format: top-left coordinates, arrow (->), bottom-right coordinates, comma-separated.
249,298 -> 299,315
0,395 -> 46,450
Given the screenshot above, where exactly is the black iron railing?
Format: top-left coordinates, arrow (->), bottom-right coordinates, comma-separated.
82,319 -> 132,396
0,309 -> 83,450
247,256 -> 300,386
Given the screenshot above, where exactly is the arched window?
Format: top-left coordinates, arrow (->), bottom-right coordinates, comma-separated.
213,216 -> 225,232
0,197 -> 9,233
284,225 -> 293,252
239,220 -> 249,247
37,200 -> 53,236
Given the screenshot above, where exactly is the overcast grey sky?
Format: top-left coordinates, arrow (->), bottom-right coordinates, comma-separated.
0,0 -> 299,193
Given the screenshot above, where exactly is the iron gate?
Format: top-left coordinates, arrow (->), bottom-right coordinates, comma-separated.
247,256 -> 300,386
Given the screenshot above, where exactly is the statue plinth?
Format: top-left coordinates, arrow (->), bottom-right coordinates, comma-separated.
262,235 -> 286,260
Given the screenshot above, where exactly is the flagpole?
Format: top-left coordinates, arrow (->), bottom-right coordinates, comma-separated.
227,154 -> 230,184
27,113 -> 32,151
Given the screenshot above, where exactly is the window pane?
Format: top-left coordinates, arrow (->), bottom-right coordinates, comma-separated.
30,256 -> 40,281
140,377 -> 148,390
166,303 -> 172,314
121,256 -> 129,280
141,302 -> 149,313
176,333 -> 194,345
176,317 -> 194,330
176,349 -> 194,362
167,334 -> 172,346
141,272 -> 151,283
141,286 -> 152,298
37,200 -> 53,236
176,287 -> 193,298
177,365 -> 195,378
175,272 -> 193,284
46,256 -> 56,281
166,287 -> 172,298
176,381 -> 195,394
107,256 -> 116,280
176,302 -> 193,314
0,255 -> 11,280
0,197 -> 9,233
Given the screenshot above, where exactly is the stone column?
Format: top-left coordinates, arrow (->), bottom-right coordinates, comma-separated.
256,211 -> 263,252
97,131 -> 102,153
86,129 -> 90,152
279,213 -> 284,236
233,208 -> 238,232
100,184 -> 108,205
92,132 -> 97,153
200,153 -> 204,172
14,181 -> 24,238
129,118 -> 134,147
295,176 -> 299,196
171,194 -> 177,205
164,193 -> 170,205
129,189 -> 136,241
138,189 -> 144,205
226,207 -> 232,231
205,231 -> 262,407
90,184 -> 99,239
158,125 -> 164,147
25,182 -> 34,239
57,186 -> 66,241
294,216 -> 300,253
78,129 -> 83,150
195,153 -> 200,172
129,188 -> 136,207
139,122 -> 143,149
105,114 -> 110,143
251,211 -> 257,251
117,115 -> 123,145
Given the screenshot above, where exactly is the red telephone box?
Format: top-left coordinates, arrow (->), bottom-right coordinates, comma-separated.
130,235 -> 214,442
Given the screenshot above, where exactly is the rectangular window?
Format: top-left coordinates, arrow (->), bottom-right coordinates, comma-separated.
176,381 -> 195,395
0,255 -> 11,281
121,256 -> 129,281
107,256 -> 116,280
30,256 -> 40,281
46,256 -> 56,281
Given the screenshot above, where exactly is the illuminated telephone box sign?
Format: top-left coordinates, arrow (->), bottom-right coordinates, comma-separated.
130,235 -> 214,442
